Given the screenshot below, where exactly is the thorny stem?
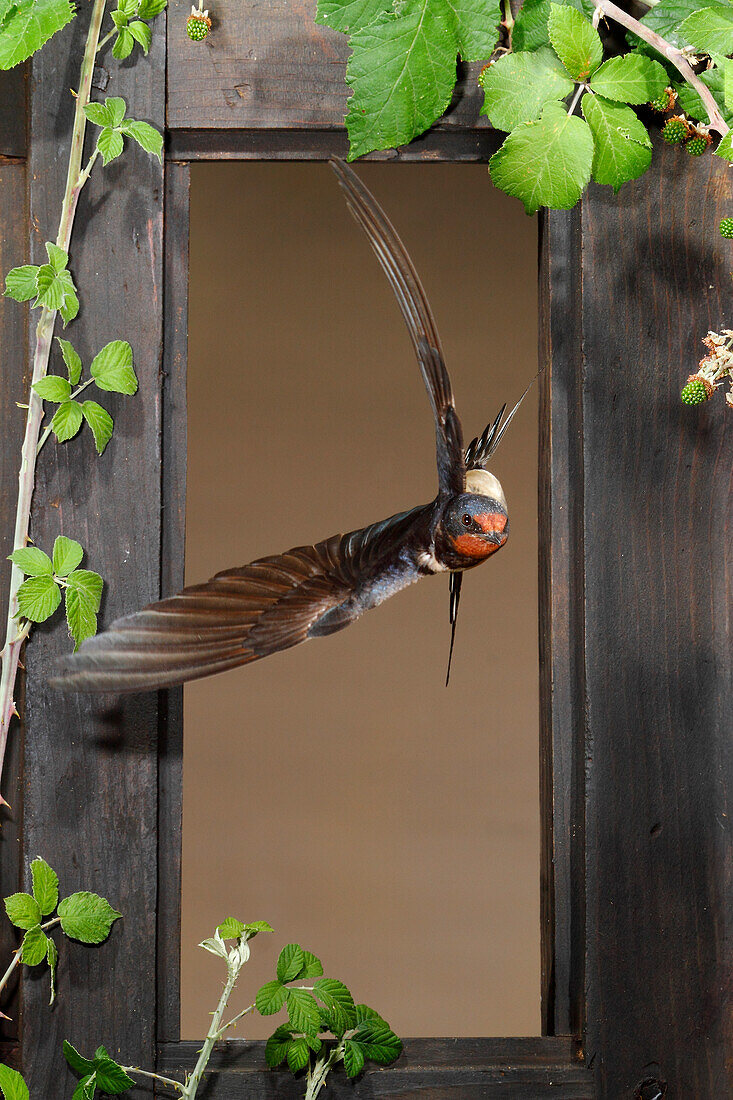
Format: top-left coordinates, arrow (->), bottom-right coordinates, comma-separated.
37,378 -> 95,455
0,0 -> 107,806
501,0 -> 514,37
181,964 -> 241,1099
96,28 -> 115,52
120,1066 -> 185,1093
0,917 -> 61,1003
305,1041 -> 345,1100
591,0 -> 730,136
218,1001 -> 256,1034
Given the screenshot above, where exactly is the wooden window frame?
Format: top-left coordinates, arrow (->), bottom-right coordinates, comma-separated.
0,3 -> 730,1096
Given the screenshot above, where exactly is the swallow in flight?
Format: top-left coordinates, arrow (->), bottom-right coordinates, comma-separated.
51,158 -> 531,695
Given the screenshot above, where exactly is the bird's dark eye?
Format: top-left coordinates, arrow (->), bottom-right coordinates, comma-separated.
461,513 -> 472,528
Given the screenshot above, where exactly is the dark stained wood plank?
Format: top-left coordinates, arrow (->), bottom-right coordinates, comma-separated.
0,159 -> 27,1044
168,128 -> 502,162
537,209 -> 586,1040
157,160 -> 190,1044
0,67 -> 27,158
581,139 -> 733,1096
167,0 -> 492,133
159,1037 -> 593,1097
19,7 -> 166,1092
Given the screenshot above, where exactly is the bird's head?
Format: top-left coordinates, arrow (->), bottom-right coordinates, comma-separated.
440,469 -> 509,562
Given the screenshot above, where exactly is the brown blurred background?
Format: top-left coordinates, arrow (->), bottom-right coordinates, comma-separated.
181,163 -> 540,1038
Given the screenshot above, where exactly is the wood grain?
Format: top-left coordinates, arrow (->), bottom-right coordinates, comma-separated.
19,8 -> 166,1092
0,67 -> 27,158
582,140 -> 732,1096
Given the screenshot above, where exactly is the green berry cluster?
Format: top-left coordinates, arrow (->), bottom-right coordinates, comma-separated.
186,14 -> 210,40
686,136 -> 708,157
680,377 -> 710,405
719,218 -> 733,239
649,88 -> 675,113
662,117 -> 688,145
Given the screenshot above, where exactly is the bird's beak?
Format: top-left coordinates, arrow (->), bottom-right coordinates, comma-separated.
474,507 -> 509,546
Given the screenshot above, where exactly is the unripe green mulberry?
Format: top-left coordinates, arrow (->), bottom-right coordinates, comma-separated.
719,218 -> 733,239
649,87 -> 675,112
686,135 -> 709,156
662,117 -> 689,145
187,8 -> 211,40
680,375 -> 712,405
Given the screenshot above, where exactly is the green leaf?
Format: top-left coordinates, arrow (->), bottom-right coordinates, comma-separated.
725,57 -> 733,111
299,950 -> 323,978
84,100 -> 114,127
90,340 -> 138,394
92,1051 -> 134,1095
119,118 -> 163,160
8,547 -> 52,576
582,93 -> 652,191
57,272 -> 79,326
4,891 -> 41,929
286,988 -> 321,1036
244,919 -> 274,936
31,856 -> 59,914
63,1041 -> 96,1076
33,374 -> 72,402
0,0 -> 75,70
352,1020 -> 402,1064
589,54 -> 667,104
315,0 -> 392,34
444,0 -> 503,60
138,0 -> 167,16
57,891 -> 121,944
128,18 -> 151,51
548,3 -> 602,81
105,95 -> 127,126
343,1039 -> 366,1077
512,0 -> 551,51
45,242 -> 68,273
72,1077 -> 96,1100
277,942 -> 305,982
97,127 -> 124,166
714,129 -> 733,160
82,401 -> 114,454
479,47 -> 574,131
34,263 -> 64,310
65,570 -> 103,649
5,264 -> 40,302
16,574 -> 61,622
256,979 -> 288,1015
53,535 -> 84,577
489,100 -> 594,214
0,1064 -> 29,1100
675,66 -> 733,125
286,1037 -> 311,1073
217,917 -> 245,939
112,24 -> 134,57
51,400 -> 84,443
354,1003 -> 388,1025
47,936 -> 58,1004
313,978 -> 357,1031
265,1025 -> 294,1068
111,7 -> 128,28
56,337 -> 83,385
678,5 -> 733,59
21,924 -> 49,966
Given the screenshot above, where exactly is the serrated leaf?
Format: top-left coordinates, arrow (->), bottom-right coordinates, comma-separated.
56,337 -> 83,385
4,892 -> 41,929
244,919 -> 274,936
299,950 -> 323,978
128,18 -> 151,51
313,978 -> 357,1031
84,100 -> 114,127
286,1037 -> 310,1073
480,47 -> 574,131
21,925 -> 49,966
352,1020 -> 402,1064
512,0 -> 551,51
112,24 -> 134,57
343,1039 -> 366,1077
315,0 -> 392,34
589,54 -> 667,104
714,129 -> 733,160
286,988 -> 321,1035
81,401 -> 114,455
52,536 -> 84,577
489,100 -> 594,214
0,1064 -> 29,1100
277,943 -> 305,982
34,263 -> 64,310
16,574 -> 61,622
105,95 -> 127,126
72,1077 -> 96,1100
8,547 -> 52,576
90,340 -> 138,394
217,917 -> 245,939
92,1052 -> 134,1095
199,935 -> 227,958
582,93 -> 652,191
444,0 -> 503,60
65,569 -> 103,649
33,374 -> 72,402
265,1025 -> 294,1068
111,7 -> 128,28
57,891 -> 121,944
548,3 -> 602,81
47,936 -> 58,1004
45,242 -> 68,273
63,1041 -> 96,1076
725,57 -> 733,111
119,118 -> 163,160
0,0 -> 75,70
51,400 -> 83,442
678,5 -> 733,59
58,277 -> 79,326
5,265 -> 40,302
138,0 -> 167,16
256,979 -> 287,1015
97,126 -> 124,166
31,856 -> 59,914
354,1003 -> 388,1026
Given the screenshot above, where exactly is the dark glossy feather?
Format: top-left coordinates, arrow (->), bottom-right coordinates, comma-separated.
446,570 -> 463,686
330,158 -> 465,497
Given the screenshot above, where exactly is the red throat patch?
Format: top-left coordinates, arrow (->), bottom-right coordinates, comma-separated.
474,512 -> 507,534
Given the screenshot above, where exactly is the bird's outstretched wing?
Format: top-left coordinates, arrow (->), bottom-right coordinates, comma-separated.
330,158 -> 465,498
50,506 -> 430,694
464,373 -> 540,470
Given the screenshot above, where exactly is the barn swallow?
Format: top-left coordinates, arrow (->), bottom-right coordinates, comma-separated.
51,158 -> 531,695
